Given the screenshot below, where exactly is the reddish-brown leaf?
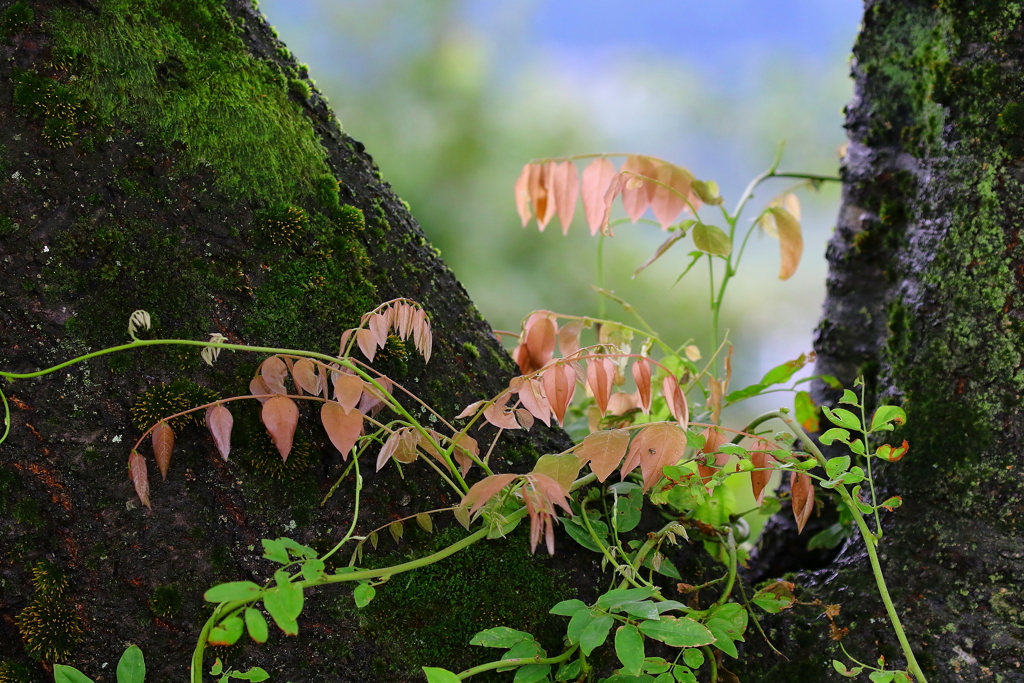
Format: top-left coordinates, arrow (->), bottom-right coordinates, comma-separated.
376,428 -> 410,471
128,450 -> 151,509
527,472 -> 572,514
553,161 -> 579,234
262,396 -> 299,461
483,393 -> 521,430
587,356 -> 615,415
516,407 -> 535,430
576,429 -> 630,483
662,375 -> 689,429
321,402 -> 363,461
249,376 -> 272,404
359,377 -> 393,416
206,404 -> 233,462
557,321 -> 583,358
152,421 -> 174,481
292,359 -> 320,396
514,163 -> 533,227
260,356 -> 289,395
697,427 -> 729,490
750,447 -> 775,506
581,158 -> 616,236
620,155 -> 658,223
791,470 -> 815,533
528,162 -> 557,231
462,473 -> 518,516
451,433 -> 479,475
632,358 -> 652,414
635,423 -> 688,492
542,363 -> 576,425
333,373 -> 363,412
516,377 -> 552,427
356,328 -> 377,362
524,315 -> 557,374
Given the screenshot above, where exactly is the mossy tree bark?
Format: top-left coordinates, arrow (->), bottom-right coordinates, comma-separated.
0,1 -> 580,680
736,1 -> 1024,681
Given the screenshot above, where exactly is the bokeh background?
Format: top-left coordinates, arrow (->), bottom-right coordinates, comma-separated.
260,0 -> 863,423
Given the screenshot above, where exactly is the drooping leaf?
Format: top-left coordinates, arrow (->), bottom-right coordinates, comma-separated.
577,429 -> 630,483
376,428 -> 418,470
516,377 -> 552,427
581,158 -> 616,235
260,356 -> 289,395
620,155 -> 658,223
632,359 -> 652,414
579,614 -> 615,656
244,608 -> 269,643
528,161 -> 557,231
650,162 -> 695,230
771,206 -> 803,280
553,160 -> 580,234
528,473 -> 572,514
411,306 -> 433,363
587,356 -> 615,415
128,450 -> 151,509
750,447 -> 775,506
637,423 -> 688,492
462,474 -> 518,516
115,645 -> 145,683
634,232 -> 687,278
662,375 -> 689,428
533,453 -> 582,492
321,402 -> 363,460
262,396 -> 299,461
514,163 -> 533,227
263,573 -> 303,635
356,328 -> 377,362
760,354 -> 807,386
614,624 -> 646,675
484,393 -> 522,430
249,376 -> 272,404
791,471 -> 815,534
152,421 -> 174,481
206,404 -> 234,462
353,583 -> 376,608
416,512 -> 434,533
543,363 -> 577,425
524,314 -> 557,374
599,172 -> 630,235
692,223 -> 732,256
332,373 -> 363,412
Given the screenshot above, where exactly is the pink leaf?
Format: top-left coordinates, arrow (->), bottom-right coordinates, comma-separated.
599,173 -> 630,236
586,356 -> 615,415
455,400 -> 486,420
128,450 -> 151,509
577,429 -> 630,483
321,402 -> 363,460
483,393 -> 521,430
262,396 -> 299,461
249,376 -> 272,404
581,158 -> 616,236
632,359 -> 652,414
542,363 -> 576,425
516,377 -> 552,427
463,473 -> 518,516
356,328 -> 377,362
620,155 -> 658,223
557,321 -> 583,358
452,433 -> 479,475
607,391 -> 636,416
524,314 -> 557,374
260,356 -> 289,395
527,472 -> 572,514
292,358 -> 321,396
553,161 -> 579,235
636,423 -> 688,492
516,407 -> 535,430
662,375 -> 689,429
514,163 -> 533,227
152,421 -> 174,481
206,405 -> 233,462
649,163 -> 694,229
333,373 -> 363,412
368,313 -> 390,349
528,162 -> 557,231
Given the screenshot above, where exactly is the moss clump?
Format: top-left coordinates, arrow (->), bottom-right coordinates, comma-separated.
0,662 -> 31,683
260,204 -> 309,248
288,78 -> 311,100
40,117 -> 76,148
49,0 -> 333,203
461,342 -> 480,360
362,527 -> 574,677
131,379 -> 221,432
335,204 -> 365,236
998,102 -> 1024,135
0,1 -> 32,36
11,69 -> 95,149
239,429 -> 315,481
149,584 -> 182,618
15,561 -> 83,662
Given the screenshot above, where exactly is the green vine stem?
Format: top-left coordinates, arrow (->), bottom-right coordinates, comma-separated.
455,645 -> 578,680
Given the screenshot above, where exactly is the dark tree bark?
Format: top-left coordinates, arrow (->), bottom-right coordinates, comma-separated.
0,1 -> 579,680
736,1 -> 1024,681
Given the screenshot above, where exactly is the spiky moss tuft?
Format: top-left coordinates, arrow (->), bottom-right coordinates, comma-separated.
149,584 -> 183,618
361,526 -> 574,679
0,662 -> 31,683
0,1 -> 32,37
238,429 -> 315,481
15,561 -> 83,662
288,78 -> 311,100
259,204 -> 309,248
48,0 -> 332,204
335,204 -> 365,236
11,68 -> 95,148
131,379 -> 221,432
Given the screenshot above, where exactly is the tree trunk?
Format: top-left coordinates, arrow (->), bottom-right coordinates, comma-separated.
0,1 -> 576,680
736,1 -> 1024,681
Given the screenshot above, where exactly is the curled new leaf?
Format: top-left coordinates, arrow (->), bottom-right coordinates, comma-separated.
376,427 -> 419,470
262,396 -> 299,461
528,162 -> 557,230
767,206 -> 803,280
662,375 -> 689,428
128,450 -> 151,509
543,363 -> 576,425
249,376 -> 272,404
206,404 -> 234,462
462,473 -> 518,516
321,402 -> 363,460
514,163 -> 532,227
553,160 -> 579,234
515,377 -> 552,427
587,356 -> 615,415
152,421 -> 174,481
791,470 -> 815,534
632,358 -> 652,414
750,445 -> 775,506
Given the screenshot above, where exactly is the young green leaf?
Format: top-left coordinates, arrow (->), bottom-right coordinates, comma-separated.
115,645 -> 145,683
204,581 -> 262,603
822,406 -> 861,431
682,648 -> 705,669
513,664 -> 552,683
262,538 -> 289,564
208,615 -> 245,647
422,667 -> 462,683
615,624 -> 646,675
550,599 -> 588,617
638,616 -> 715,647
692,223 -> 731,256
244,608 -> 269,643
353,583 -> 375,608
825,456 -> 851,479
263,572 -> 303,635
470,626 -> 533,648
869,672 -> 895,683
819,427 -> 851,446
566,608 -> 599,644
839,389 -> 859,406
230,668 -> 270,682
871,405 -> 907,431
533,453 -> 582,493
53,666 -> 95,683
579,614 -> 614,656
760,354 -> 807,386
